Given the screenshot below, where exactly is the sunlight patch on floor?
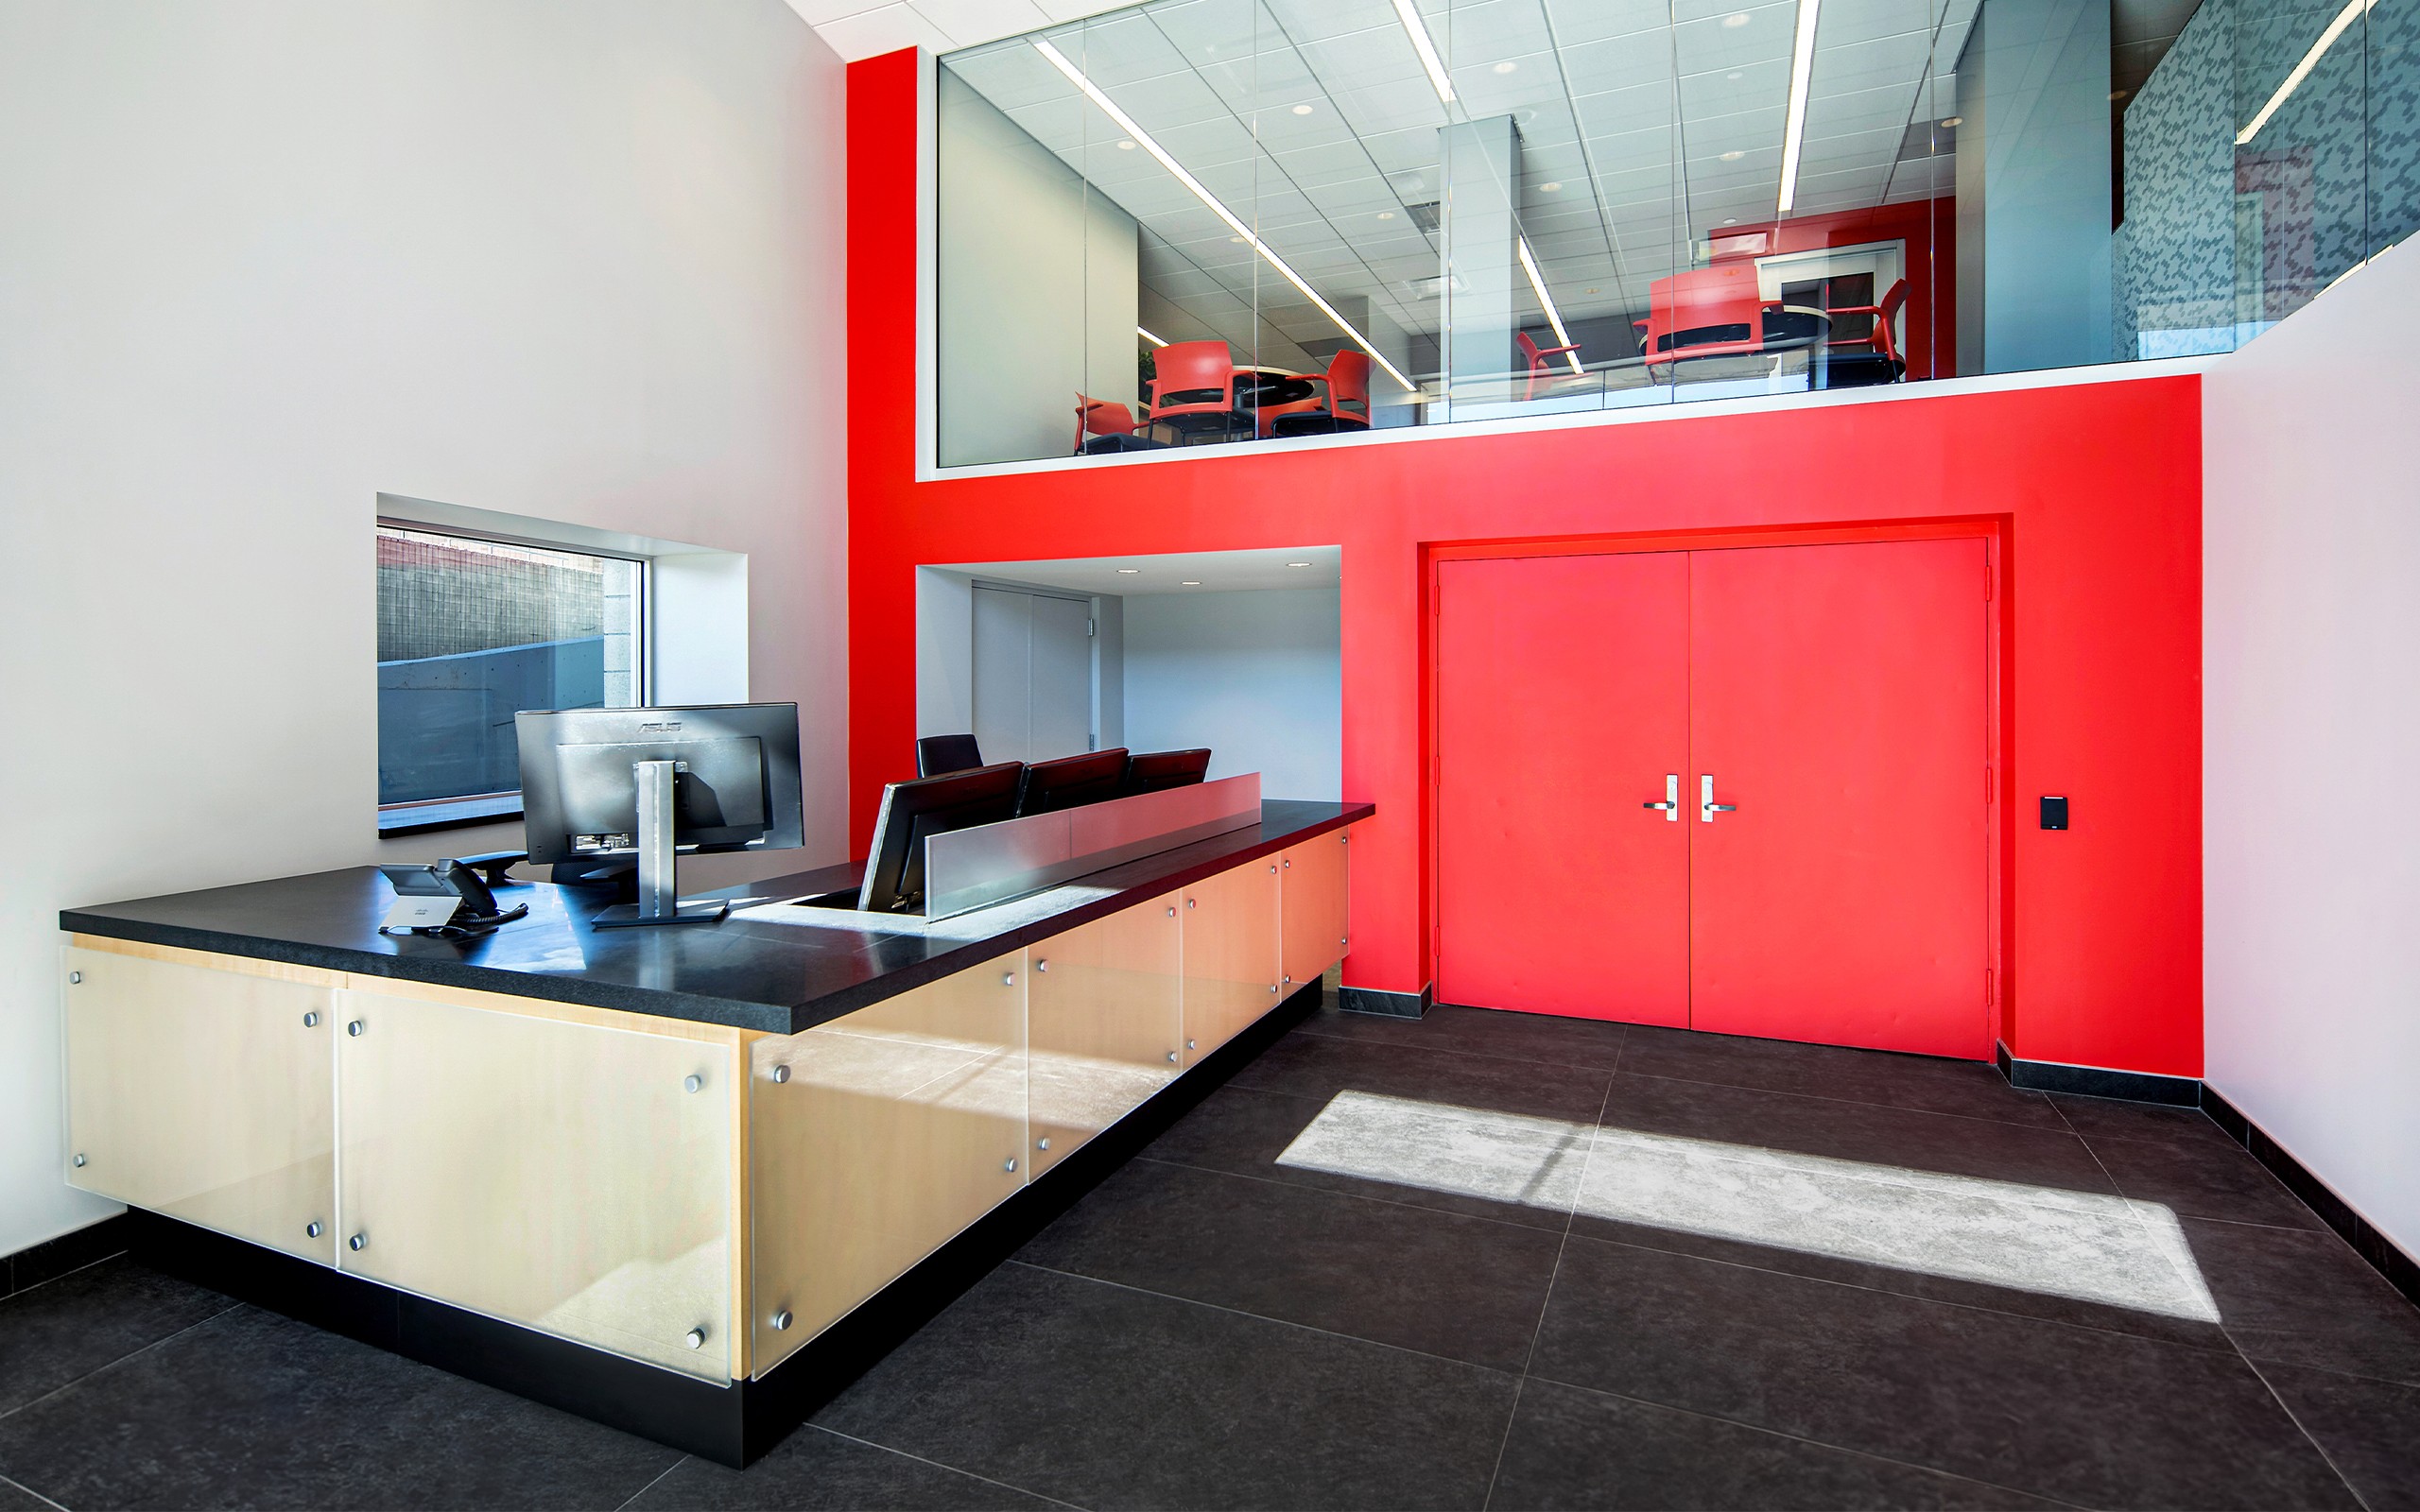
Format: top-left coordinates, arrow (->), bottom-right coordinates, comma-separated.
1275,1090 -> 2220,1322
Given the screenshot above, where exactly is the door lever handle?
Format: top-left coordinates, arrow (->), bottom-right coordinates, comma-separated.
1640,774 -> 1681,821
1701,775 -> 1737,822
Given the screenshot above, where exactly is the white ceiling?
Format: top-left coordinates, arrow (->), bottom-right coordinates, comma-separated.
935,544 -> 1343,594
790,0 -> 1135,60
940,0 -> 1977,352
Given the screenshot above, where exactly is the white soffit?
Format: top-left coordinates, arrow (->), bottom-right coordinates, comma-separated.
793,0 -> 1137,60
933,544 -> 1343,593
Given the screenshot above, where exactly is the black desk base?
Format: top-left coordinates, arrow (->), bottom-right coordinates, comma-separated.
128,979 -> 1326,1468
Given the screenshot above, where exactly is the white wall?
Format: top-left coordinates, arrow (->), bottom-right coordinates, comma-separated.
1123,589 -> 1341,801
2204,240 -> 2420,1261
936,66 -> 1138,467
0,0 -> 848,1257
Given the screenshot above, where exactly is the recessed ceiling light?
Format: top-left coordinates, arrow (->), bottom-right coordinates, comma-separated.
1287,561 -> 1313,568
1584,286 -> 1599,294
1722,217 -> 1739,225
1540,180 -> 1563,192
2108,89 -> 2128,101
1777,0 -> 1824,215
1722,11 -> 1751,26
1377,210 -> 1395,219
1230,235 -> 1247,244
1116,568 -> 1141,574
1182,579 -> 1202,586
1392,0 -> 1456,106
1292,103 -> 1315,115
1116,138 -> 1135,149
1941,115 -> 1962,128
1493,60 -> 1518,75
1727,70 -> 1743,80
1720,149 -> 1745,161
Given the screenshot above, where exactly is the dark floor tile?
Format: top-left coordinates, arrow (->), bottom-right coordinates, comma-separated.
2049,1092 -> 2237,1156
1561,1212 -> 2236,1353
0,1305 -> 680,1511
1486,1378 -> 2062,1511
1297,1003 -> 1631,1071
1020,1159 -> 1564,1370
0,1477 -> 57,1512
1142,1083 -> 1571,1233
817,1262 -> 1517,1511
2186,1219 -> 2420,1385
0,1256 -> 233,1415
2093,1133 -> 2327,1231
1598,1073 -> 2119,1196
1529,1236 -> 2358,1510
2259,1363 -> 2420,1511
1233,1032 -> 1614,1125
631,1428 -> 1059,1510
1618,1027 -> 2066,1130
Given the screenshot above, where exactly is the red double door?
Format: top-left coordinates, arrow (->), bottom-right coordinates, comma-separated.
1435,540 -> 1991,1059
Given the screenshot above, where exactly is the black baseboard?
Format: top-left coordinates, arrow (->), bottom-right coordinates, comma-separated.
121,980 -> 1325,1468
2200,1086 -> 2420,1312
1339,981 -> 1430,1019
3,1211 -> 137,1299
1994,1042 -> 2201,1106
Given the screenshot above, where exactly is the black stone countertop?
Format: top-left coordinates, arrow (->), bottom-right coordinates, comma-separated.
60,800 -> 1373,1036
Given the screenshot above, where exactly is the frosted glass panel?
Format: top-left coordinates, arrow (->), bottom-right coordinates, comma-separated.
750,954 -> 1028,1375
336,991 -> 735,1381
63,947 -> 336,1264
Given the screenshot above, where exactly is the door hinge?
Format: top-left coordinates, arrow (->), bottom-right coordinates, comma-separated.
1432,924 -> 1442,962
1088,617 -> 1097,637
1985,766 -> 1994,803
1985,967 -> 1995,1005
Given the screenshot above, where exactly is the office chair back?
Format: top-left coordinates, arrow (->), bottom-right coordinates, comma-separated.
1269,350 -> 1375,438
1514,330 -> 1582,401
1148,341 -> 1249,438
916,733 -> 984,778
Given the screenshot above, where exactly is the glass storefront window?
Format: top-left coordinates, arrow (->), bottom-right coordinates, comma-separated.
935,0 -> 2414,468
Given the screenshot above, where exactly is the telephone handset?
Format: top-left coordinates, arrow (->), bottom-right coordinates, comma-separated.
377,856 -> 530,939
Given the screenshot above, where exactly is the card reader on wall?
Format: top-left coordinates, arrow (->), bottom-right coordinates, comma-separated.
2040,796 -> 2069,831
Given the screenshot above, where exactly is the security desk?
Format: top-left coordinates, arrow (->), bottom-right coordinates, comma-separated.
57,799 -> 1369,1465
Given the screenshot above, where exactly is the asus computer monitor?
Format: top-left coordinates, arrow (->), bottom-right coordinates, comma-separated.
1121,747 -> 1212,797
856,762 -> 1025,913
1016,747 -> 1129,817
516,703 -> 804,871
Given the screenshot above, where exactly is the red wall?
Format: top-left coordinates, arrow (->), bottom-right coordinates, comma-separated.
846,51 -> 2204,1078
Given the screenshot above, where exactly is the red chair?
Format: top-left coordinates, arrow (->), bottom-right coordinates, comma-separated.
1146,340 -> 1251,442
1516,331 -> 1582,401
1821,278 -> 1910,383
1072,393 -> 1167,455
1634,265 -> 1789,373
1267,351 -> 1374,438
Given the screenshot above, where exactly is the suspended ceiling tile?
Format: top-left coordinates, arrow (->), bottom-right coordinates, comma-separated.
1671,3 -> 1799,77
1586,122 -> 1681,171
1806,78 -> 1928,137
1542,0 -> 1675,46
1559,31 -> 1677,94
1796,123 -> 1904,172
815,4 -> 957,60
916,0 -> 1055,44
1571,80 -> 1677,139
1814,30 -> 1939,96
1814,0 -> 1948,49
1270,0 -> 1410,44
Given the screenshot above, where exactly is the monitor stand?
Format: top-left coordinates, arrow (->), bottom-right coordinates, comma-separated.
592,759 -> 731,929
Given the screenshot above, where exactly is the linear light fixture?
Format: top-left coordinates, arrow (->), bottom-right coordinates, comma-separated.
2239,0 -> 2373,145
1776,0 -> 1823,215
1035,39 -> 1417,392
1516,237 -> 1585,375
1137,325 -> 1168,347
1392,0 -> 1456,107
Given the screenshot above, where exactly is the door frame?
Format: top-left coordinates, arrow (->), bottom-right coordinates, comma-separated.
1422,517 -> 2012,1052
